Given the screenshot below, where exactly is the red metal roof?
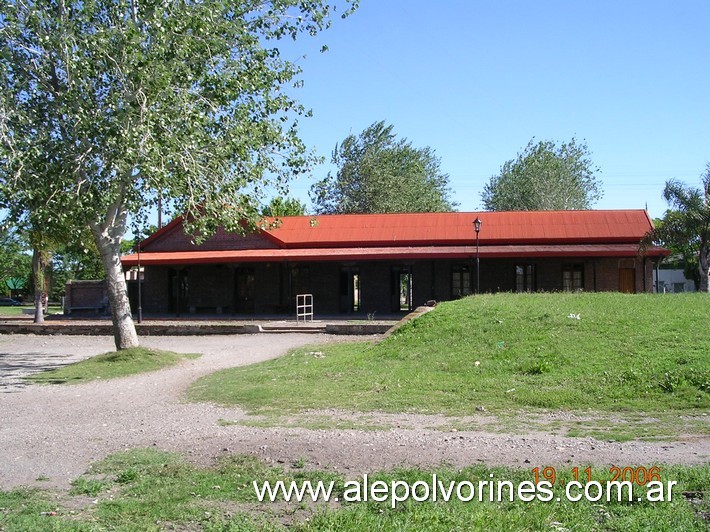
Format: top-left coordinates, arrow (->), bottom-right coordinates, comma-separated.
140,210 -> 657,251
122,243 -> 667,267
261,210 -> 656,248
125,210 -> 667,266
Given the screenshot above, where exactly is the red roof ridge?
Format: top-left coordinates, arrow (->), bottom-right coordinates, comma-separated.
264,208 -> 650,218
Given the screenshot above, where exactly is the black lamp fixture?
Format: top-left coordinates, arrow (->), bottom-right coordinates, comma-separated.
473,217 -> 482,294
136,240 -> 143,324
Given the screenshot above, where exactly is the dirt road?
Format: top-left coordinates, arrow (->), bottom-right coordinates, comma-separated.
0,334 -> 707,490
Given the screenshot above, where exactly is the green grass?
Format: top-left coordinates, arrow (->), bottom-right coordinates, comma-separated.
0,449 -> 707,531
26,348 -> 200,384
219,415 -> 393,431
0,305 -> 27,316
0,305 -> 62,316
188,293 -> 709,423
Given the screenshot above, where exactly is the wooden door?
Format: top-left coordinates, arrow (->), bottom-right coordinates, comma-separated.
619,268 -> 636,293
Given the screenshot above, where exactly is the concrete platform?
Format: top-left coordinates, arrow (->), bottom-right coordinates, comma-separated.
0,315 -> 397,336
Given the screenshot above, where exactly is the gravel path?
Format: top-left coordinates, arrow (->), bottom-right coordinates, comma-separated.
0,334 -> 707,491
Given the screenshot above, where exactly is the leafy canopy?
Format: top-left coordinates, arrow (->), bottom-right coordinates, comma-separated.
310,121 -> 457,214
0,228 -> 31,296
261,196 -> 307,217
647,166 -> 710,292
0,0 -> 357,240
0,0 -> 357,347
482,138 -> 603,211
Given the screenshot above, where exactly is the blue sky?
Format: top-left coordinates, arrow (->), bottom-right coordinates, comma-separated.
276,0 -> 709,219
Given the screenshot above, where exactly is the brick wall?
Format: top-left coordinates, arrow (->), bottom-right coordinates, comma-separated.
591,257 -> 654,293
187,265 -> 233,311
295,263 -> 340,315
359,262 -> 391,315
412,261 -> 433,306
64,280 -> 107,314
142,267 -> 169,313
254,264 -> 283,313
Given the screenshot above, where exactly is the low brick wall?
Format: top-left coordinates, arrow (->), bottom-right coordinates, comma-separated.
0,324 -> 115,336
137,324 -> 262,335
0,322 -> 389,336
325,323 -> 392,335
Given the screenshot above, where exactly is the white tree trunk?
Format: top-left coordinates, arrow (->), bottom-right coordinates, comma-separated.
91,199 -> 139,350
94,236 -> 139,349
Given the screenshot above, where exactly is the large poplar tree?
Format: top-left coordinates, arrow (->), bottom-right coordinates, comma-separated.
482,138 -> 603,211
310,121 -> 456,214
0,0 -> 356,348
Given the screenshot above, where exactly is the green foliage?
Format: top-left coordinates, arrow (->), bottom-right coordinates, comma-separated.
189,293 -> 709,429
0,229 -> 31,297
482,137 -> 603,211
262,196 -> 308,217
0,227 -> 103,301
646,166 -> 710,292
310,121 -> 457,214
0,0 -> 358,346
26,348 -> 200,384
0,0 -> 357,237
48,233 -> 106,299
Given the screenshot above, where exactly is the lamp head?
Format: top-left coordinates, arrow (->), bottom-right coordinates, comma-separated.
473,217 -> 482,233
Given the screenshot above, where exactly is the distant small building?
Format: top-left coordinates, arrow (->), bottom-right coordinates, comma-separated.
654,269 -> 696,293
121,209 -> 669,317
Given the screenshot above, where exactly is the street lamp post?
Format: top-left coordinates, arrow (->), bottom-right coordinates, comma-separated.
473,217 -> 482,294
137,241 -> 143,324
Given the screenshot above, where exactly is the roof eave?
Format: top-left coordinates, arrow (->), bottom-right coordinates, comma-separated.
121,244 -> 664,267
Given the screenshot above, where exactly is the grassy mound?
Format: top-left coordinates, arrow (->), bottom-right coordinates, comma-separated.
27,348 -> 200,384
188,293 -> 709,415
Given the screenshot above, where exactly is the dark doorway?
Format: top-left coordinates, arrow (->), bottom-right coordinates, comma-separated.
168,269 -> 189,314
340,269 -> 360,313
127,280 -> 139,312
289,266 -> 311,314
392,268 -> 413,312
451,265 -> 472,298
234,268 -> 255,313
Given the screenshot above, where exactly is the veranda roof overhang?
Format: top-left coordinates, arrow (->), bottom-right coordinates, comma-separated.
121,244 -> 669,267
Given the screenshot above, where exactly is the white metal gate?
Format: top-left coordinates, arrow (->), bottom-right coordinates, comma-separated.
296,293 -> 314,322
